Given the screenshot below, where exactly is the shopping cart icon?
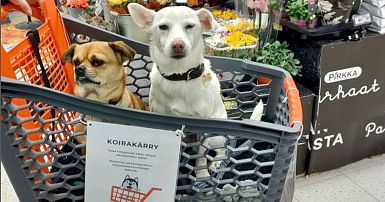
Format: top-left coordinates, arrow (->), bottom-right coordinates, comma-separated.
110,186 -> 162,202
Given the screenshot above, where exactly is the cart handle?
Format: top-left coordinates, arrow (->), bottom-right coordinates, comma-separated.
1,0 -> 45,21
284,77 -> 303,128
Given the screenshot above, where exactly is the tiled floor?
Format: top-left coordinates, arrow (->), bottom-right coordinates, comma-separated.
2,154 -> 385,202
294,154 -> 385,202
1,163 -> 19,202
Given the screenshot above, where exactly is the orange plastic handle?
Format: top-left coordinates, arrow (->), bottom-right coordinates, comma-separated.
1,2 -> 44,21
283,77 -> 303,127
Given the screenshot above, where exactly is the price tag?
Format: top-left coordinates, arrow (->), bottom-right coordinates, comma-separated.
273,23 -> 282,31
175,0 -> 187,4
352,13 -> 371,26
95,4 -> 103,16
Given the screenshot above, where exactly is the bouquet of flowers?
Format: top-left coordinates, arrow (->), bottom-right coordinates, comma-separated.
211,9 -> 239,22
224,19 -> 254,32
204,29 -> 258,59
107,0 -> 134,14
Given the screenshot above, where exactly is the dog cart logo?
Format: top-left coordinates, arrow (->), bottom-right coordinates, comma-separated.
110,175 -> 162,202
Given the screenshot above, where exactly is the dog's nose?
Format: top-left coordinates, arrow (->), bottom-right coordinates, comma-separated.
75,66 -> 86,76
171,40 -> 185,53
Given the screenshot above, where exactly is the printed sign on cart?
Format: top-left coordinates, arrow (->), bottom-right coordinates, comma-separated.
85,121 -> 181,202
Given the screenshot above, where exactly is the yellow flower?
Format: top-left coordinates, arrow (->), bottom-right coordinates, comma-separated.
107,0 -> 129,6
211,9 -> 239,21
225,31 -> 257,47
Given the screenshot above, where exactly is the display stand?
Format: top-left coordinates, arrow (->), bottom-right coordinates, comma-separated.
286,33 -> 385,174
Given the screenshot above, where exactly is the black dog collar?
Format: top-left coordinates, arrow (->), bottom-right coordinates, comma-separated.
160,63 -> 205,81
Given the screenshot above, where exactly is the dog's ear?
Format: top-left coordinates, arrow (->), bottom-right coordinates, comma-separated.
134,177 -> 139,183
61,44 -> 76,64
196,8 -> 217,32
124,175 -> 130,179
127,3 -> 155,28
109,41 -> 136,63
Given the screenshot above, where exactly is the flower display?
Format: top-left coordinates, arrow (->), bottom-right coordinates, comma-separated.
66,0 -> 89,8
206,9 -> 259,60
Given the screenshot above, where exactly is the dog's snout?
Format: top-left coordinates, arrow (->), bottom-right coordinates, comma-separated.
171,40 -> 185,53
75,66 -> 86,76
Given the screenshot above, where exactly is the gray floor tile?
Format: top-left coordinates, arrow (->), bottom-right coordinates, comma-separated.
295,169 -> 341,189
343,163 -> 385,201
1,163 -> 19,202
294,175 -> 379,202
338,154 -> 385,174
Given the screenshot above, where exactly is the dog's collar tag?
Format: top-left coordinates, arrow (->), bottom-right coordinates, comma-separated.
160,63 -> 205,81
202,73 -> 212,83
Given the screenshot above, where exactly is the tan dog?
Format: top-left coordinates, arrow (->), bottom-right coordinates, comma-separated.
62,41 -> 148,154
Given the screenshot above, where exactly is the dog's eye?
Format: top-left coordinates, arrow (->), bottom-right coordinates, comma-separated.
73,60 -> 81,66
159,24 -> 169,30
92,60 -> 105,66
185,24 -> 195,29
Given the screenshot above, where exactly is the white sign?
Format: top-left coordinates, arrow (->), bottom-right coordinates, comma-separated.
85,121 -> 181,202
311,128 -> 344,151
365,122 -> 385,137
324,66 -> 362,83
319,79 -> 381,103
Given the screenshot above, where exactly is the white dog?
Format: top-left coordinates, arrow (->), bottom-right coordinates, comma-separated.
127,4 -> 263,178
127,3 -> 228,178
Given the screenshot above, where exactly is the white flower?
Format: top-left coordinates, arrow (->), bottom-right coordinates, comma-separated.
318,0 -> 333,13
329,16 -> 343,25
204,34 -> 226,48
323,12 -> 335,21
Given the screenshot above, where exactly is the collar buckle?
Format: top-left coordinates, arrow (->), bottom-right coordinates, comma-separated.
186,69 -> 193,80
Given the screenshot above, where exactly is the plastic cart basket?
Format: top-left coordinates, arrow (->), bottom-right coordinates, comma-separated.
1,1 -> 303,202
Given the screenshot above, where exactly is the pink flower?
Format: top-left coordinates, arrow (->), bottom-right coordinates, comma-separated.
66,0 -> 89,8
247,0 -> 269,13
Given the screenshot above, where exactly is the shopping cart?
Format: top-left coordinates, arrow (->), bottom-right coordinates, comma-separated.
110,186 -> 162,202
1,0 -> 303,201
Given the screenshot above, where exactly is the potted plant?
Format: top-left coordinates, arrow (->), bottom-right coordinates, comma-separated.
256,40 -> 302,83
65,0 -> 90,18
269,0 -> 288,18
285,0 -> 310,26
81,11 -> 118,33
307,10 -> 321,28
106,0 -> 152,43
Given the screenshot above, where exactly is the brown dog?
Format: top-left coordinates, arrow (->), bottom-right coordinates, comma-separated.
62,41 -> 148,154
